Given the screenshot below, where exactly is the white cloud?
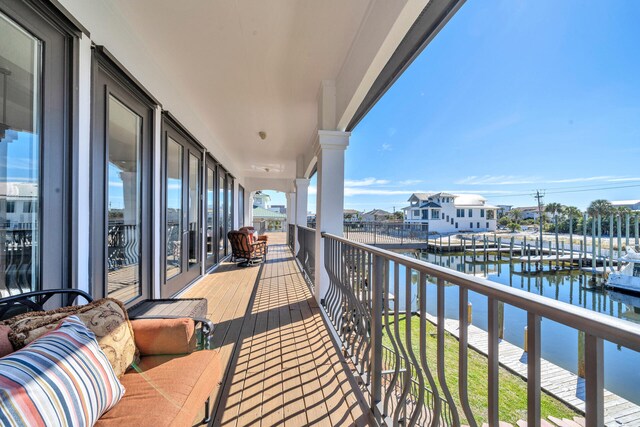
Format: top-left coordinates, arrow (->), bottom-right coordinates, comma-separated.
455,175 -> 540,185
344,188 -> 416,196
598,177 -> 640,183
548,175 -> 620,184
455,174 -> 640,186
398,179 -> 423,185
344,177 -> 390,187
380,143 -> 393,152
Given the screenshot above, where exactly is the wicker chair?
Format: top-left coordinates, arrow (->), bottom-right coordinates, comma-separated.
239,226 -> 268,243
228,230 -> 267,266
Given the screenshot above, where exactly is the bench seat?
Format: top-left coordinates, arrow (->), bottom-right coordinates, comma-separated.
96,349 -> 220,427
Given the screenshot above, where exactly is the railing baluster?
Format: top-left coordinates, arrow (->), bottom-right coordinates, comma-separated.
406,267 -> 424,427
459,287 -> 477,426
371,254 -> 384,421
437,277 -> 460,425
585,333 -> 604,427
527,312 -> 541,427
419,272 -> 441,427
383,260 -> 400,419
488,297 -> 499,425
392,263 -> 411,424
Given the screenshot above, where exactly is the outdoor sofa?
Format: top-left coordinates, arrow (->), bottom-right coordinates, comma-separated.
0,289 -> 219,427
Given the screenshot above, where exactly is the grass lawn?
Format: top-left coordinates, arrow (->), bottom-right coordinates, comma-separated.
382,315 -> 579,425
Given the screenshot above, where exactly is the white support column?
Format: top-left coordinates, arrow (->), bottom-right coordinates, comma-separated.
245,190 -> 253,227
286,192 -> 296,227
314,130 -> 350,301
294,179 -> 310,253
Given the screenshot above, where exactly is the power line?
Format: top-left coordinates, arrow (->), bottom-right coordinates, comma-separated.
486,183 -> 640,199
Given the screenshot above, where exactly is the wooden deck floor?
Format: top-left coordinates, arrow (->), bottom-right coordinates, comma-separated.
183,233 -> 371,426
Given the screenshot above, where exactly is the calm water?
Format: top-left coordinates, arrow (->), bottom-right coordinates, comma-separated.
391,250 -> 640,404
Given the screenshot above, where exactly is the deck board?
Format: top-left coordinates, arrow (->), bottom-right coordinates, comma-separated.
183,233 -> 370,426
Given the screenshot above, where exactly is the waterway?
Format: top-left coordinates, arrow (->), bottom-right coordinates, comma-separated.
392,250 -> 640,404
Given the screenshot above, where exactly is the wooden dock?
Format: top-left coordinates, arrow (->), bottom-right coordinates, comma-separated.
421,312 -> 640,426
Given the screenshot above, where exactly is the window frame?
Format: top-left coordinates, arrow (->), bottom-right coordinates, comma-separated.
90,47 -> 156,304
0,0 -> 80,295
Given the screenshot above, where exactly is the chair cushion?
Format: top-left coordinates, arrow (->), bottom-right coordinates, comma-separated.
0,325 -> 13,357
0,315 -> 125,426
96,350 -> 221,427
130,318 -> 196,356
3,298 -> 137,377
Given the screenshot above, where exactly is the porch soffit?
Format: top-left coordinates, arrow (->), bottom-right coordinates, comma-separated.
57,0 -> 430,182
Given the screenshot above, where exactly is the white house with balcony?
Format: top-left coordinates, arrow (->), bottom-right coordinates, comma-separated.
403,192 -> 497,233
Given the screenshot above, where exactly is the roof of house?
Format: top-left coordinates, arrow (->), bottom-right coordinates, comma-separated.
252,206 -> 286,219
430,192 -> 456,198
514,206 -> 540,211
611,200 -> 640,206
364,209 -> 391,216
419,202 -> 441,208
409,193 -> 434,201
344,209 -> 361,215
456,204 -> 498,209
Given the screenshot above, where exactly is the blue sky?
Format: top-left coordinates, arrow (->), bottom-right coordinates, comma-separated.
266,0 -> 640,214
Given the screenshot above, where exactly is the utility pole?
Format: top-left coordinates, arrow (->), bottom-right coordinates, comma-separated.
534,190 -> 545,255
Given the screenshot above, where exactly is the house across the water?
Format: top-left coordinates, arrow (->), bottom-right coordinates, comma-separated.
403,192 -> 497,233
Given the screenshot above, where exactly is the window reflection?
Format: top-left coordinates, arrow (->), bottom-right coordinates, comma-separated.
188,154 -> 199,266
107,95 -> 142,302
206,167 -> 214,259
166,138 -> 182,279
0,12 -> 41,297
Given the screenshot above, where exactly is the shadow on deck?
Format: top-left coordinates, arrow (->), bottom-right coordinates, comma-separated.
183,233 -> 371,426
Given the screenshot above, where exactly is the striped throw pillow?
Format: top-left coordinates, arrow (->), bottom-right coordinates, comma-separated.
0,315 -> 125,426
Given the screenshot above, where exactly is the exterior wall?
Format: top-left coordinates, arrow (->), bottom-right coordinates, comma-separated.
404,200 -> 497,233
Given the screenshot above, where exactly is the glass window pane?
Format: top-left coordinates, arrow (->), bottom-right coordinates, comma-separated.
206,167 -> 214,259
166,137 -> 182,279
238,186 -> 244,228
0,12 -> 41,296
226,178 -> 233,253
218,170 -> 225,259
107,95 -> 142,302
188,153 -> 199,266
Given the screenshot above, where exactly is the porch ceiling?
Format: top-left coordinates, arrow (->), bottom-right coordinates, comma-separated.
58,0 -> 428,182
96,0 -> 371,179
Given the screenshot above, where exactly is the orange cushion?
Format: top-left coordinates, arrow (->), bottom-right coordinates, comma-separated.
131,318 -> 195,356
0,325 -> 14,357
96,350 -> 221,427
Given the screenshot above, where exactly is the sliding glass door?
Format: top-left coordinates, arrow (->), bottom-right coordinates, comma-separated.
162,116 -> 202,297
92,52 -> 153,303
0,1 -> 72,296
218,168 -> 227,259
205,157 -> 217,270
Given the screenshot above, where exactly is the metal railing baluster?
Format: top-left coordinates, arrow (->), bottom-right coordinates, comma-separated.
459,288 -> 476,426
371,254 -> 384,422
437,277 -> 460,425
392,263 -> 411,424
406,267 -> 425,427
419,272 -> 441,427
